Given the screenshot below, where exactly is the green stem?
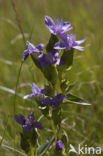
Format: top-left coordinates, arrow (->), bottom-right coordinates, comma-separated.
30,145 -> 34,156
50,119 -> 57,141
35,145 -> 37,156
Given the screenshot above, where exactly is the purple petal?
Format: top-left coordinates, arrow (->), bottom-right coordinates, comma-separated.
24,93 -> 34,99
63,21 -> 71,28
38,53 -> 55,67
50,50 -> 59,58
55,59 -> 60,65
41,94 -> 66,108
59,33 -> 68,41
23,125 -> 33,131
15,114 -> 25,125
32,83 -> 40,95
54,42 -> 66,49
23,50 -> 29,61
55,59 -> 64,66
40,98 -> 52,106
62,26 -> 72,33
27,41 -> 36,53
33,122 -> 43,130
27,41 -> 44,53
27,112 -> 35,121
56,140 -> 64,151
51,94 -> 66,108
38,54 -> 50,67
40,88 -> 46,95
45,16 -> 55,27
73,46 -> 84,51
35,44 -> 44,52
75,37 -> 87,45
45,16 -> 55,34
67,34 -> 76,42
62,22 -> 72,33
52,94 -> 66,107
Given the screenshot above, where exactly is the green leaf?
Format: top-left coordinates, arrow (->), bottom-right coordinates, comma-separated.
20,129 -> 37,154
63,93 -> 91,105
31,53 -> 42,70
52,108 -> 62,125
57,49 -> 74,80
62,49 -> 74,68
43,65 -> 58,86
61,80 -> 74,93
37,137 -> 55,156
46,34 -> 58,52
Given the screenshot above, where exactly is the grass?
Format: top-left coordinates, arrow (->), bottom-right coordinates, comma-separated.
0,0 -> 103,155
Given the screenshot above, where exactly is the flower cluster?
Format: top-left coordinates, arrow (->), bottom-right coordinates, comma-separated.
15,112 -> 43,131
56,140 -> 64,151
15,16 -> 87,154
23,16 -> 87,66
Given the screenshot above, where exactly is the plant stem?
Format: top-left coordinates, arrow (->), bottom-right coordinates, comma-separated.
50,119 -> 57,141
11,0 -> 26,47
30,145 -> 34,156
34,145 -> 37,156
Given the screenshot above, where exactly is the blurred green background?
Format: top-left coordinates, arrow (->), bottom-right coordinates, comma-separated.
0,0 -> 103,155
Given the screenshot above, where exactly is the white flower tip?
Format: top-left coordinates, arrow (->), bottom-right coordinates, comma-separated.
26,40 -> 30,46
24,95 -> 27,99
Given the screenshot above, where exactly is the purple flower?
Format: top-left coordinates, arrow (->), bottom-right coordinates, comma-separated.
40,94 -> 66,108
56,140 -> 64,151
54,34 -> 87,51
38,50 -> 59,67
23,41 -> 44,61
24,83 -> 45,99
15,112 -> 43,131
45,16 -> 72,36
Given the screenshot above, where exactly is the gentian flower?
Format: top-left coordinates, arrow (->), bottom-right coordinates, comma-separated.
45,16 -> 72,36
23,41 -> 44,61
40,94 -> 66,108
24,83 -> 45,99
54,34 -> 87,51
56,140 -> 65,151
15,112 -> 43,131
38,50 -> 59,67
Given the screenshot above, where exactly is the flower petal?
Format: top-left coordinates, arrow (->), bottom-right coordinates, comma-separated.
53,94 -> 66,104
27,41 -> 36,53
35,44 -> 45,52
15,114 -> 25,125
23,50 -> 29,61
45,16 -> 55,27
55,59 -> 64,66
59,33 -> 68,41
62,21 -> 71,29
40,98 -> 52,106
40,88 -> 46,95
45,16 -> 56,34
62,26 -> 72,33
24,93 -> 34,99
75,37 -> 87,45
56,140 -> 64,151
38,53 -> 52,67
33,122 -> 43,130
32,83 -> 40,95
73,46 -> 84,51
23,125 -> 33,131
50,50 -> 59,58
62,22 -> 72,33
54,42 -> 66,49
27,112 -> 35,121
